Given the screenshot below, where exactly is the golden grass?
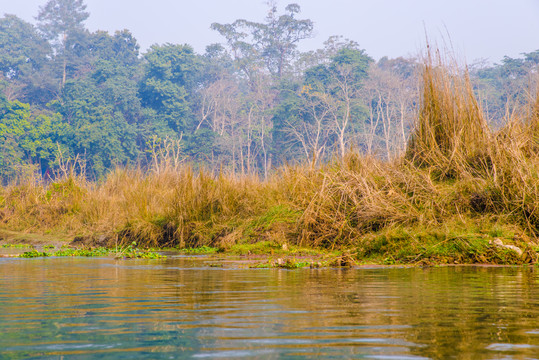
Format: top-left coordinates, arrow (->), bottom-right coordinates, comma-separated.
406,48 -> 490,178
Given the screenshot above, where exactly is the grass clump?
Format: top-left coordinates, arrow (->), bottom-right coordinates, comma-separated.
356,222 -> 534,265
406,48 -> 489,178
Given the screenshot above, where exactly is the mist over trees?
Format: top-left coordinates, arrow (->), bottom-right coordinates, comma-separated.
0,0 -> 537,182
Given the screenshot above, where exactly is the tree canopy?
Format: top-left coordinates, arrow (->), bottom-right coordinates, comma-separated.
0,0 -> 535,183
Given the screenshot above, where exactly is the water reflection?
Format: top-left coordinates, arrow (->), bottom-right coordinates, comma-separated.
0,257 -> 537,359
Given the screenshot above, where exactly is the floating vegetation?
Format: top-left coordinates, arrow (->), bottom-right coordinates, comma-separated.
18,245 -> 165,259
19,250 -> 50,258
52,247 -> 111,257
1,244 -> 34,249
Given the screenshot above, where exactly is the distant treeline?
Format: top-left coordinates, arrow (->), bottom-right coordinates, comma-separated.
0,0 -> 537,181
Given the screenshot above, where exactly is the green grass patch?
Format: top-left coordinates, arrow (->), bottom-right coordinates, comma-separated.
248,205 -> 300,230
249,258 -> 312,269
228,240 -> 334,257
1,244 -> 34,249
180,245 -> 220,254
356,220 -> 529,265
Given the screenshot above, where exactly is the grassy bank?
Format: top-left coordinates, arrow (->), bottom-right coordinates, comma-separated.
1,53 -> 538,265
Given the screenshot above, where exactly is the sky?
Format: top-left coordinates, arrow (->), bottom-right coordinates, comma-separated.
1,0 -> 538,64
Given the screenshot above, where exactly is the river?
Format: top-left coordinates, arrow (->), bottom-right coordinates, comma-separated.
0,256 -> 538,359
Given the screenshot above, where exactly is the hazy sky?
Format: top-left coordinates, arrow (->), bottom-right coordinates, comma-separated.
1,0 -> 538,63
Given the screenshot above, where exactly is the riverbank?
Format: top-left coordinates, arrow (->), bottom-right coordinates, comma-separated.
1,54 -> 538,266
1,227 -> 536,266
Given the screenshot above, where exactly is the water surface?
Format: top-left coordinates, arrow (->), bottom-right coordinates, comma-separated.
0,257 -> 538,359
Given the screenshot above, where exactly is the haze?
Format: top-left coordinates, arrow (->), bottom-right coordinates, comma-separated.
1,0 -> 538,62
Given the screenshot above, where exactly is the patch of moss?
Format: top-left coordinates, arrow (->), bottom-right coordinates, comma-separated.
356,221 -> 531,265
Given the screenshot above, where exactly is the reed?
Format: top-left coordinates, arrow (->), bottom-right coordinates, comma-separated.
405,48 -> 490,179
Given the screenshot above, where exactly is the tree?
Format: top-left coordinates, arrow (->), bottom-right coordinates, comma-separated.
302,45 -> 373,161
0,15 -> 54,103
37,0 -> 90,87
0,95 -> 67,182
471,50 -> 539,126
50,77 -> 139,178
89,30 -> 143,126
0,15 -> 49,82
289,86 -> 332,165
196,72 -> 276,176
139,44 -> 201,135
269,81 -> 304,164
196,77 -> 242,169
362,58 -> 419,158
211,2 -> 313,79
90,29 -> 140,67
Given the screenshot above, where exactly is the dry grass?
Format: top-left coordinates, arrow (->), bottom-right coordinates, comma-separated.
0,164 -> 288,247
406,48 -> 490,178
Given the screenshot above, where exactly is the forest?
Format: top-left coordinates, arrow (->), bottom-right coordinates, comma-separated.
1,0 -> 537,182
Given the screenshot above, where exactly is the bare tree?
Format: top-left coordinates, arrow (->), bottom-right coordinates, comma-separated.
362,60 -> 419,159
287,88 -> 331,166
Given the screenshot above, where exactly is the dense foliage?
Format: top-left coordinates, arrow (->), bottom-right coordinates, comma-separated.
0,0 -> 537,182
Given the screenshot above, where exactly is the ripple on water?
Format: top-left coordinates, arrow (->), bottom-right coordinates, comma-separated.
0,258 -> 537,359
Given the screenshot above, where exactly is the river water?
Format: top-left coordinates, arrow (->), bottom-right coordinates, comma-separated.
0,256 -> 538,359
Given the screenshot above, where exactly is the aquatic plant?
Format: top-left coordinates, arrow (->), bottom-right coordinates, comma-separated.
19,250 -> 50,258
114,241 -> 166,259
1,244 -> 33,249
17,245 -> 165,259
52,247 -> 111,257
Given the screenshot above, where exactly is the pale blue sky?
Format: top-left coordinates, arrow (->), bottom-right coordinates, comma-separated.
1,0 -> 538,63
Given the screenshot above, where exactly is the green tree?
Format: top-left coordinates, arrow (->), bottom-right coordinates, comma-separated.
50,77 -> 139,178
89,30 -> 143,126
300,43 -> 373,161
90,29 -> 140,67
0,95 -> 67,182
211,2 -> 313,79
270,79 -> 315,164
37,0 -> 90,87
0,15 -> 54,104
139,44 -> 201,134
472,50 -> 539,126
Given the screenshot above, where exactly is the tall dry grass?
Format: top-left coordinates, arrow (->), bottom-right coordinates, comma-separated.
0,162 -> 289,247
406,48 -> 490,178
480,93 -> 539,234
